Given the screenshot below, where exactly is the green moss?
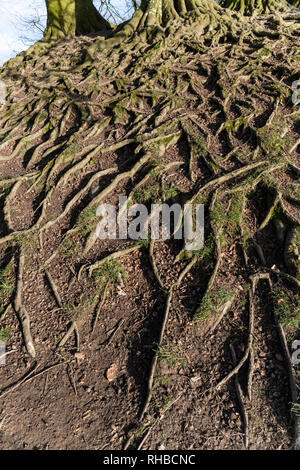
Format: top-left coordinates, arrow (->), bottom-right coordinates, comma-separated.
113,103 -> 130,125
274,287 -> 300,331
224,193 -> 244,238
0,327 -> 11,342
265,82 -> 290,102
156,375 -> 172,386
92,260 -> 126,296
76,207 -> 97,236
162,186 -> 179,200
194,138 -> 206,158
196,232 -> 215,260
0,185 -> 12,204
225,115 -> 253,136
257,122 -> 292,164
133,183 -> 161,203
156,343 -> 185,369
221,0 -> 288,16
59,238 -> 78,258
0,265 -> 14,303
195,288 -> 235,321
211,199 -> 227,227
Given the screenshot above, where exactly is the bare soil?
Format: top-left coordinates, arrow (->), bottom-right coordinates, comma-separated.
0,9 -> 299,450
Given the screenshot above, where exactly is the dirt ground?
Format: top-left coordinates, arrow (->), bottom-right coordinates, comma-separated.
0,10 -> 299,450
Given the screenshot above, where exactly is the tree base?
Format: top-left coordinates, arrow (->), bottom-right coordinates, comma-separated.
1,3 -> 300,451
88,0 -> 241,54
220,0 -> 290,15
44,0 -> 112,40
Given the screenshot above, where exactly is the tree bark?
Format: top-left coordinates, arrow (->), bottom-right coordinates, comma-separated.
94,0 -> 227,49
220,0 -> 291,15
44,0 -> 112,40
119,0 -> 219,29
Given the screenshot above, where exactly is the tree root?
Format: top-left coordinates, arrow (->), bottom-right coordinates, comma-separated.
230,343 -> 249,448
284,227 -> 299,276
149,240 -> 165,290
276,321 -> 300,450
57,320 -> 78,349
215,285 -> 254,391
14,253 -> 36,358
80,244 -> 142,280
92,282 -> 109,334
139,288 -> 174,420
1,7 -> 299,448
44,269 -> 63,308
39,166 -> 117,240
210,298 -> 235,334
135,392 -> 184,450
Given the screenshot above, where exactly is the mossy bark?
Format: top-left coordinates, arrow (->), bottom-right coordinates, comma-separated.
220,0 -> 290,15
119,0 -> 221,30
92,0 -> 230,50
44,0 -> 112,40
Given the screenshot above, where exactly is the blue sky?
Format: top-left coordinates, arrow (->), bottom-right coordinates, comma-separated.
0,0 -> 45,65
0,0 -> 130,65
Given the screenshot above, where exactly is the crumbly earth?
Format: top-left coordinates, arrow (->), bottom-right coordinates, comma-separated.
0,7 -> 299,450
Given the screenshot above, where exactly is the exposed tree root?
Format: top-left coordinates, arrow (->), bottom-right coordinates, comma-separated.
57,320 -> 78,349
276,314 -> 300,450
136,392 -> 183,450
221,0 -> 291,16
230,343 -> 249,448
284,227 -> 299,276
0,361 -> 69,400
81,245 -> 143,280
139,289 -> 174,420
92,282 -> 109,334
14,253 -> 36,358
215,285 -> 254,391
0,5 -> 299,449
44,0 -> 113,40
247,346 -> 254,401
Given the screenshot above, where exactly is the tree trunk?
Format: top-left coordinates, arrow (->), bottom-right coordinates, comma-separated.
44,0 -> 112,40
93,0 -> 228,50
118,0 -> 219,30
220,0 -> 290,15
